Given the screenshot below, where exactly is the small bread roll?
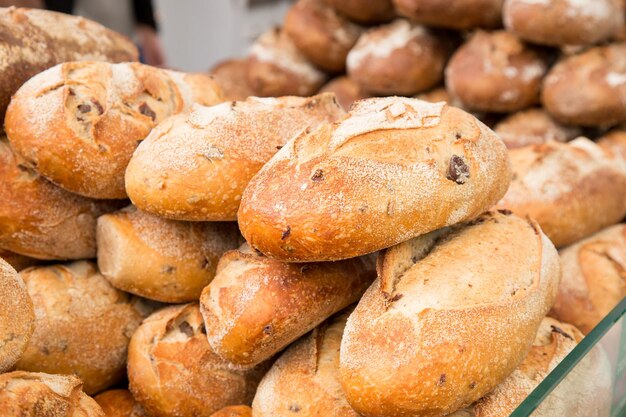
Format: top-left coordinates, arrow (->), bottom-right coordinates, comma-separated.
285,0 -> 362,73
496,138 -> 626,247
346,19 -> 452,95
16,261 -> 145,395
247,28 -> 327,97
320,76 -> 371,110
5,61 -> 223,199
253,309 -> 358,417
0,371 -> 104,416
542,43 -> 626,127
598,129 -> 626,165
393,0 -> 504,30
0,249 -> 40,271
0,258 -> 34,372
324,0 -> 395,24
210,58 -> 256,101
128,304 -> 268,417
0,137 -> 122,260
239,97 -> 511,262
126,94 -> 344,221
446,31 -> 549,113
211,405 -> 252,417
97,206 -> 240,302
200,244 -> 374,367
94,389 -> 148,417
339,211 -> 560,417
494,108 -> 582,148
504,0 -> 623,47
415,86 -> 452,103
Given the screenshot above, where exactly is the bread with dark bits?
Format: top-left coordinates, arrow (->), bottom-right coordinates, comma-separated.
211,405 -> 252,417
494,108 -> 581,149
320,76 -> 371,110
393,0 -> 504,30
324,0 -> 395,24
210,58 -> 256,101
94,389 -> 149,417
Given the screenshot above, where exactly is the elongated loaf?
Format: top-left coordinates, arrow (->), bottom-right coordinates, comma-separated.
239,97 -> 511,262
5,61 -> 223,199
496,138 -> 626,247
126,93 -> 344,221
339,211 -> 560,417
94,389 -> 149,417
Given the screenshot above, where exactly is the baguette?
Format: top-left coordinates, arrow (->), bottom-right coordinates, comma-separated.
94,389 -> 149,417
211,406 -> 253,417
494,108 -> 581,149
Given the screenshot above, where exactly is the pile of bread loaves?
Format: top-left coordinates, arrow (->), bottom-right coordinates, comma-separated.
0,2 -> 625,417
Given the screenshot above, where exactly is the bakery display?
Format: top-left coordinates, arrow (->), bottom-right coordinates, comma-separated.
494,108 -> 581,148
94,389 -> 149,417
393,0 -> 504,30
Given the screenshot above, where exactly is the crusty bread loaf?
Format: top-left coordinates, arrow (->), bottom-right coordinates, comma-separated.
0,7 -> 137,126
211,405 -> 253,417
16,261 -> 145,395
0,136 -> 122,260
496,138 -> 626,247
320,76 -> 371,110
94,389 -> 149,417
97,206 -> 240,302
0,248 -> 40,270
210,59 -> 256,101
200,244 -> 374,367
128,303 -> 268,417
239,97 -> 511,262
5,61 -> 224,199
0,257 -> 34,372
324,0 -> 394,24
393,0 -> 504,30
494,108 -> 581,149
339,211 -> 560,417
126,93 -> 344,221
252,309 -> 358,417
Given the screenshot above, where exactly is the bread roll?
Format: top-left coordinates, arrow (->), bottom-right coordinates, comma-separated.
494,108 -> 582,149
446,31 -> 549,113
0,249 -> 40,270
5,61 -> 223,199
339,210 -> 560,417
94,389 -> 148,417
0,136 -> 122,260
324,0 -> 395,24
16,261 -> 145,395
247,28 -> 327,97
97,206 -> 240,302
598,129 -> 626,164
0,371 -> 104,417
126,93 -> 344,221
252,309 -> 358,417
542,43 -> 626,127
496,138 -> 626,247
0,257 -> 34,372
0,7 -> 137,125
346,19 -> 452,95
319,76 -> 371,110
128,303 -> 268,417
503,0 -> 623,47
210,58 -> 256,101
415,86 -> 452,103
211,405 -> 252,417
238,97 -> 511,262
285,0 -> 362,73
393,0 -> 504,30
200,244 -> 374,367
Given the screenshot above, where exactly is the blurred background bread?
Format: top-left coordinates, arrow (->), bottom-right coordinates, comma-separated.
94,389 -> 149,417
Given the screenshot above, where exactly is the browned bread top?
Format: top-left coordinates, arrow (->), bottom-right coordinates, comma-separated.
94,389 -> 149,417
494,108 -> 581,149
393,0 -> 504,30
210,405 -> 252,417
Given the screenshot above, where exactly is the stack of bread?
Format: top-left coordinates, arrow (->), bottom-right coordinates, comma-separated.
0,2 -> 624,417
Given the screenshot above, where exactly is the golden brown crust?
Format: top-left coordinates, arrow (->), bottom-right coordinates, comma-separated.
339,211 -> 560,417
16,261 -> 145,395
210,58 -> 256,101
319,76 -> 371,110
94,389 -> 149,417
324,0 -> 395,24
393,0 -> 504,30
5,61 -> 223,199
494,108 -> 581,149
128,304 -> 268,417
211,405 -> 252,417
238,97 -> 511,262
598,129 -> 626,163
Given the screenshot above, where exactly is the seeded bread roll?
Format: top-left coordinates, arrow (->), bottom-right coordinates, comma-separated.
503,0 -> 623,47
393,0 -> 504,30
0,371 -> 104,417
239,97 -> 511,262
16,261 -> 145,395
211,405 -> 252,417
319,76 -> 371,110
346,19 -> 453,96
247,28 -> 327,97
128,304 -> 268,417
324,0 -> 395,24
339,211 -> 560,417
126,94 -> 344,221
5,61 -> 223,199
200,244 -> 374,367
97,206 -> 240,302
0,257 -> 34,372
285,0 -> 362,73
494,108 -> 582,149
210,58 -> 256,101
0,249 -> 40,271
94,389 -> 148,417
446,31 -> 549,113
496,138 -> 626,247
542,43 -> 626,127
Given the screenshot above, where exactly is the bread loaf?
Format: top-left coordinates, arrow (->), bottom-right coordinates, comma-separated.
0,257 -> 34,372
494,108 -> 581,149
211,405 -> 253,417
94,389 -> 149,417
324,0 -> 395,24
125,93 -> 344,221
5,61 -> 224,199
200,244 -> 374,367
0,248 -> 40,270
496,138 -> 626,247
320,76 -> 371,110
239,97 -> 511,262
210,59 -> 256,101
339,211 -> 560,417
16,261 -> 146,395
128,303 -> 268,417
393,0 -> 504,30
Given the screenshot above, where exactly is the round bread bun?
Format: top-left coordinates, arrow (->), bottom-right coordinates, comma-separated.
446,31 -> 549,113
128,303 -> 268,417
0,249 -> 40,271
210,405 -> 252,417
494,108 -> 582,149
319,76 -> 371,110
94,389 -> 149,417
324,0 -> 395,24
210,58 -> 256,101
393,0 -> 504,30
97,206 -> 240,303
0,257 -> 34,373
16,261 -> 146,395
285,0 -> 362,73
346,19 -> 453,96
247,27 -> 327,97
